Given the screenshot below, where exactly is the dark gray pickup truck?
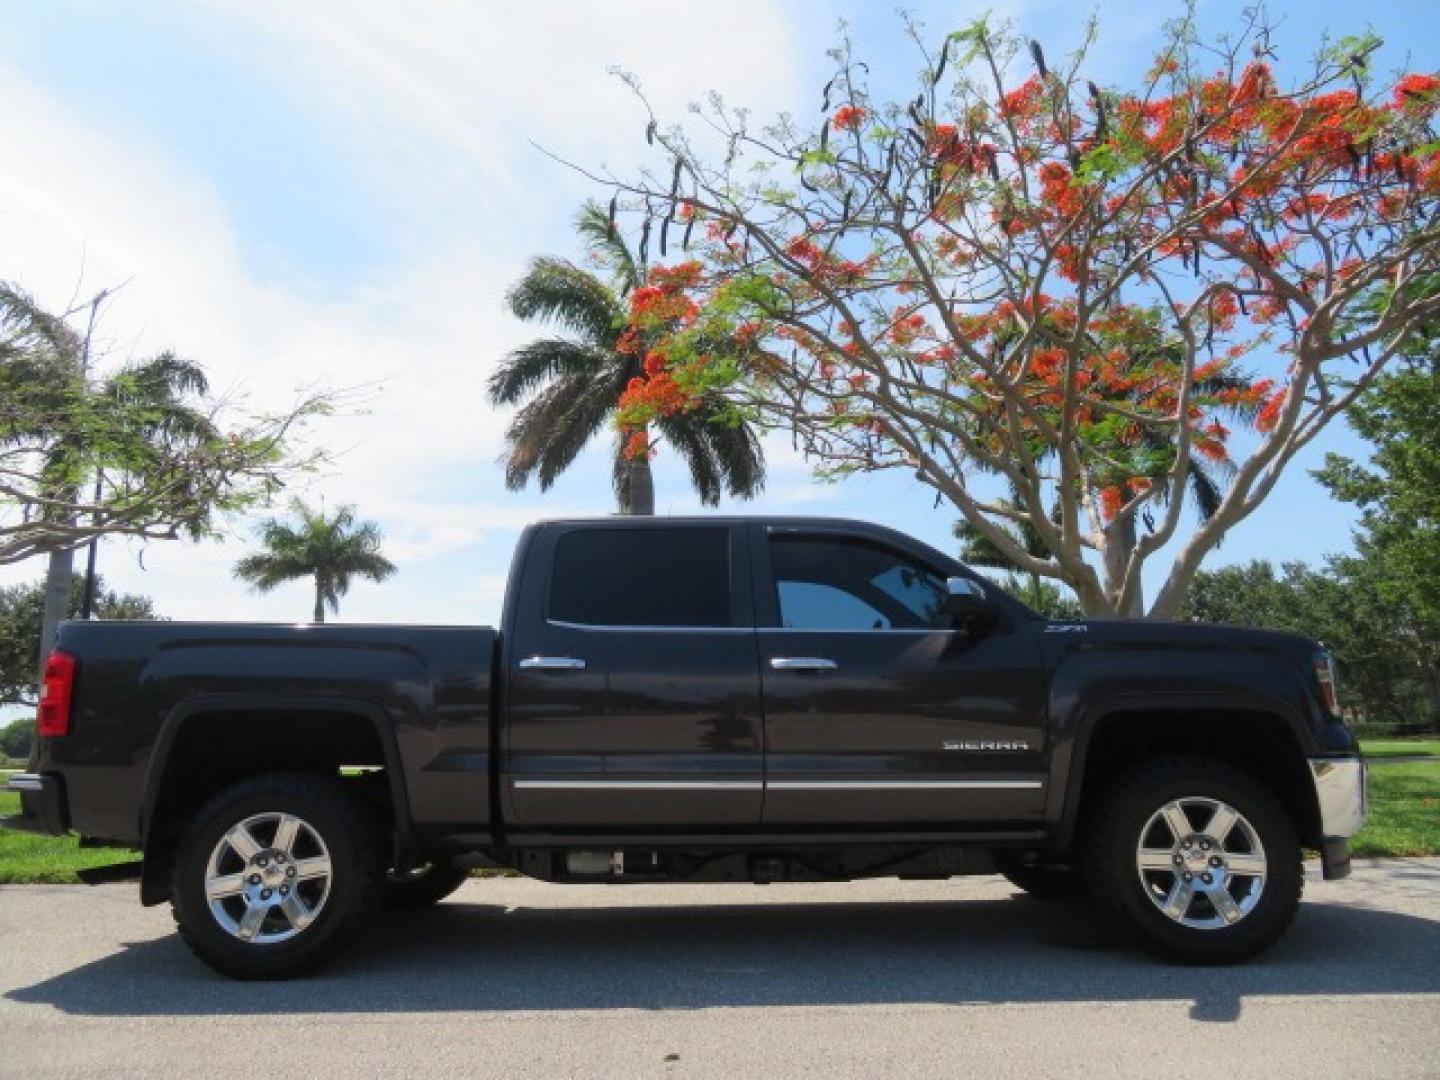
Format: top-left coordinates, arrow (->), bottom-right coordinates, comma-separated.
5,516 -> 1367,978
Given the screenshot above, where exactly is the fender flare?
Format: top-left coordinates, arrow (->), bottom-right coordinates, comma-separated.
138,694 -> 412,905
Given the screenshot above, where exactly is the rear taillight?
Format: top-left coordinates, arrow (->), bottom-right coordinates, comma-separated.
36,651 -> 77,737
1315,651 -> 1340,714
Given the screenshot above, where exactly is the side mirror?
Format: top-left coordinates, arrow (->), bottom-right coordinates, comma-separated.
944,576 -> 993,626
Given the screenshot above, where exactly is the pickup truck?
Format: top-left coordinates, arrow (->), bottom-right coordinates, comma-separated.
4,516 -> 1367,978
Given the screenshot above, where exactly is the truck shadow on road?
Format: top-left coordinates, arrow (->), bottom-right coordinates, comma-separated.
9,892 -> 1439,1024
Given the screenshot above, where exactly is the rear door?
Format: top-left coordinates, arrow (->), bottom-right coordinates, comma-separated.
502,522 -> 763,830
753,526 -> 1049,828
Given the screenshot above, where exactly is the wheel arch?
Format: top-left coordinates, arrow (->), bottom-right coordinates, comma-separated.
139,695 -> 411,906
1053,702 -> 1321,854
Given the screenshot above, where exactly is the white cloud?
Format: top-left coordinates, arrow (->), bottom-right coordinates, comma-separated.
0,2 -> 821,623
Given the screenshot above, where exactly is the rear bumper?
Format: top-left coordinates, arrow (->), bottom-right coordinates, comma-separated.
1,772 -> 68,836
1309,757 -> 1367,881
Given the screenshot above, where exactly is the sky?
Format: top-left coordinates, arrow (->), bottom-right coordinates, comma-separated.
2,0 -> 1437,628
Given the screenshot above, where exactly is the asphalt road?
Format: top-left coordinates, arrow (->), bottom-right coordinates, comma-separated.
2,861 -> 1438,1079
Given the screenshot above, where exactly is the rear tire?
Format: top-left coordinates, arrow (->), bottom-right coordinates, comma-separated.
170,772 -> 384,980
383,862 -> 469,909
1085,756 -> 1302,964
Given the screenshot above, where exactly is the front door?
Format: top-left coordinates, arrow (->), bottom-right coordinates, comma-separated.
503,522 -> 763,830
754,527 -> 1049,828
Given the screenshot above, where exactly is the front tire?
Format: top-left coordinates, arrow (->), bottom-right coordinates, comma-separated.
170,772 -> 384,979
1085,756 -> 1303,964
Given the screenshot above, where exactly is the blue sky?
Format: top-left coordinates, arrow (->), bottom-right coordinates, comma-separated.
2,0 -> 1437,625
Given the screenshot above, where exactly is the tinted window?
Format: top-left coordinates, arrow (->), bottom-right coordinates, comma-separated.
770,537 -> 949,630
550,527 -> 731,627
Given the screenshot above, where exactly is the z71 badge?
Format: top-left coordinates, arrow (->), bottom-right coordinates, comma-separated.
943,740 -> 1031,752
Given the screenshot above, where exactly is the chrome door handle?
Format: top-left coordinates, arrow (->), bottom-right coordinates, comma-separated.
769,657 -> 838,671
519,656 -> 587,671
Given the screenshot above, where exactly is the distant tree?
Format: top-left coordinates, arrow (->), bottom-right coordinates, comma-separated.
0,283 -> 328,564
0,574 -> 160,707
490,203 -> 766,514
1314,305 -> 1439,720
233,499 -> 396,623
1181,558 -> 1425,724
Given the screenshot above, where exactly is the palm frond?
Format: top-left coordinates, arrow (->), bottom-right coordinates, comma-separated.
575,201 -> 643,295
487,339 -> 616,407
506,257 -> 624,347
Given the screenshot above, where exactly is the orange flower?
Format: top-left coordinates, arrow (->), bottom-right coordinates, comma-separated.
832,104 -> 868,131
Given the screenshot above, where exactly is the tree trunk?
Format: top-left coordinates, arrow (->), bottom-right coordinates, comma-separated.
313,581 -> 326,623
37,547 -> 74,683
624,458 -> 655,516
1101,515 -> 1144,618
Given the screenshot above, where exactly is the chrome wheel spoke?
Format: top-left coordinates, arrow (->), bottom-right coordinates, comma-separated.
280,894 -> 315,931
1226,853 -> 1267,876
1203,804 -> 1239,846
236,901 -> 269,940
293,856 -> 330,882
271,814 -> 301,857
1209,885 -> 1243,925
1159,802 -> 1193,844
1137,848 -> 1175,872
223,824 -> 262,862
1163,878 -> 1195,920
205,872 -> 246,901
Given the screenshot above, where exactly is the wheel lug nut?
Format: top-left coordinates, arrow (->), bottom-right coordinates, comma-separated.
280,885 -> 289,896
1183,872 -> 1193,882
248,874 -> 261,885
1200,840 -> 1211,851
1182,840 -> 1192,849
1173,854 -> 1183,866
257,857 -> 268,868
1201,872 -> 1213,884
286,867 -> 296,878
1210,856 -> 1222,867
261,888 -> 272,900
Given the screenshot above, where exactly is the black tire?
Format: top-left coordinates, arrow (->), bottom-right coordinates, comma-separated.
170,772 -> 384,980
383,862 -> 469,909
999,863 -> 1086,899
1085,755 -> 1303,965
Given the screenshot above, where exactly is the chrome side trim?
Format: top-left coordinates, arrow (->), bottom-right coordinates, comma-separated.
511,778 -> 1041,792
5,773 -> 45,793
513,779 -> 764,791
1310,757 -> 1368,837
768,779 -> 1044,790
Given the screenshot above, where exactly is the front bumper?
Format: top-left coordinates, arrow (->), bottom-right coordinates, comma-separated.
1309,757 -> 1368,880
1,772 -> 68,836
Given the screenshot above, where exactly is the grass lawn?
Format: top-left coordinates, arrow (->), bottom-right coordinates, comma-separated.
1351,757 -> 1440,858
4,753 -> 1438,883
1360,738 -> 1440,759
0,790 -> 139,884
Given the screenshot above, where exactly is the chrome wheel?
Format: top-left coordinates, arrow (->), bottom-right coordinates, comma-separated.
1135,796 -> 1267,930
204,812 -> 332,944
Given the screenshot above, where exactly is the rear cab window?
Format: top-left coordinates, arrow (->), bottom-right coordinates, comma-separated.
548,526 -> 734,628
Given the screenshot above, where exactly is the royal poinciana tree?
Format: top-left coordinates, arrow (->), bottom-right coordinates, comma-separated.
584,14 -> 1440,616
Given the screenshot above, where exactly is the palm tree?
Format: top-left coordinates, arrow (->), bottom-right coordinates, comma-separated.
234,499 -> 396,622
489,203 -> 765,514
